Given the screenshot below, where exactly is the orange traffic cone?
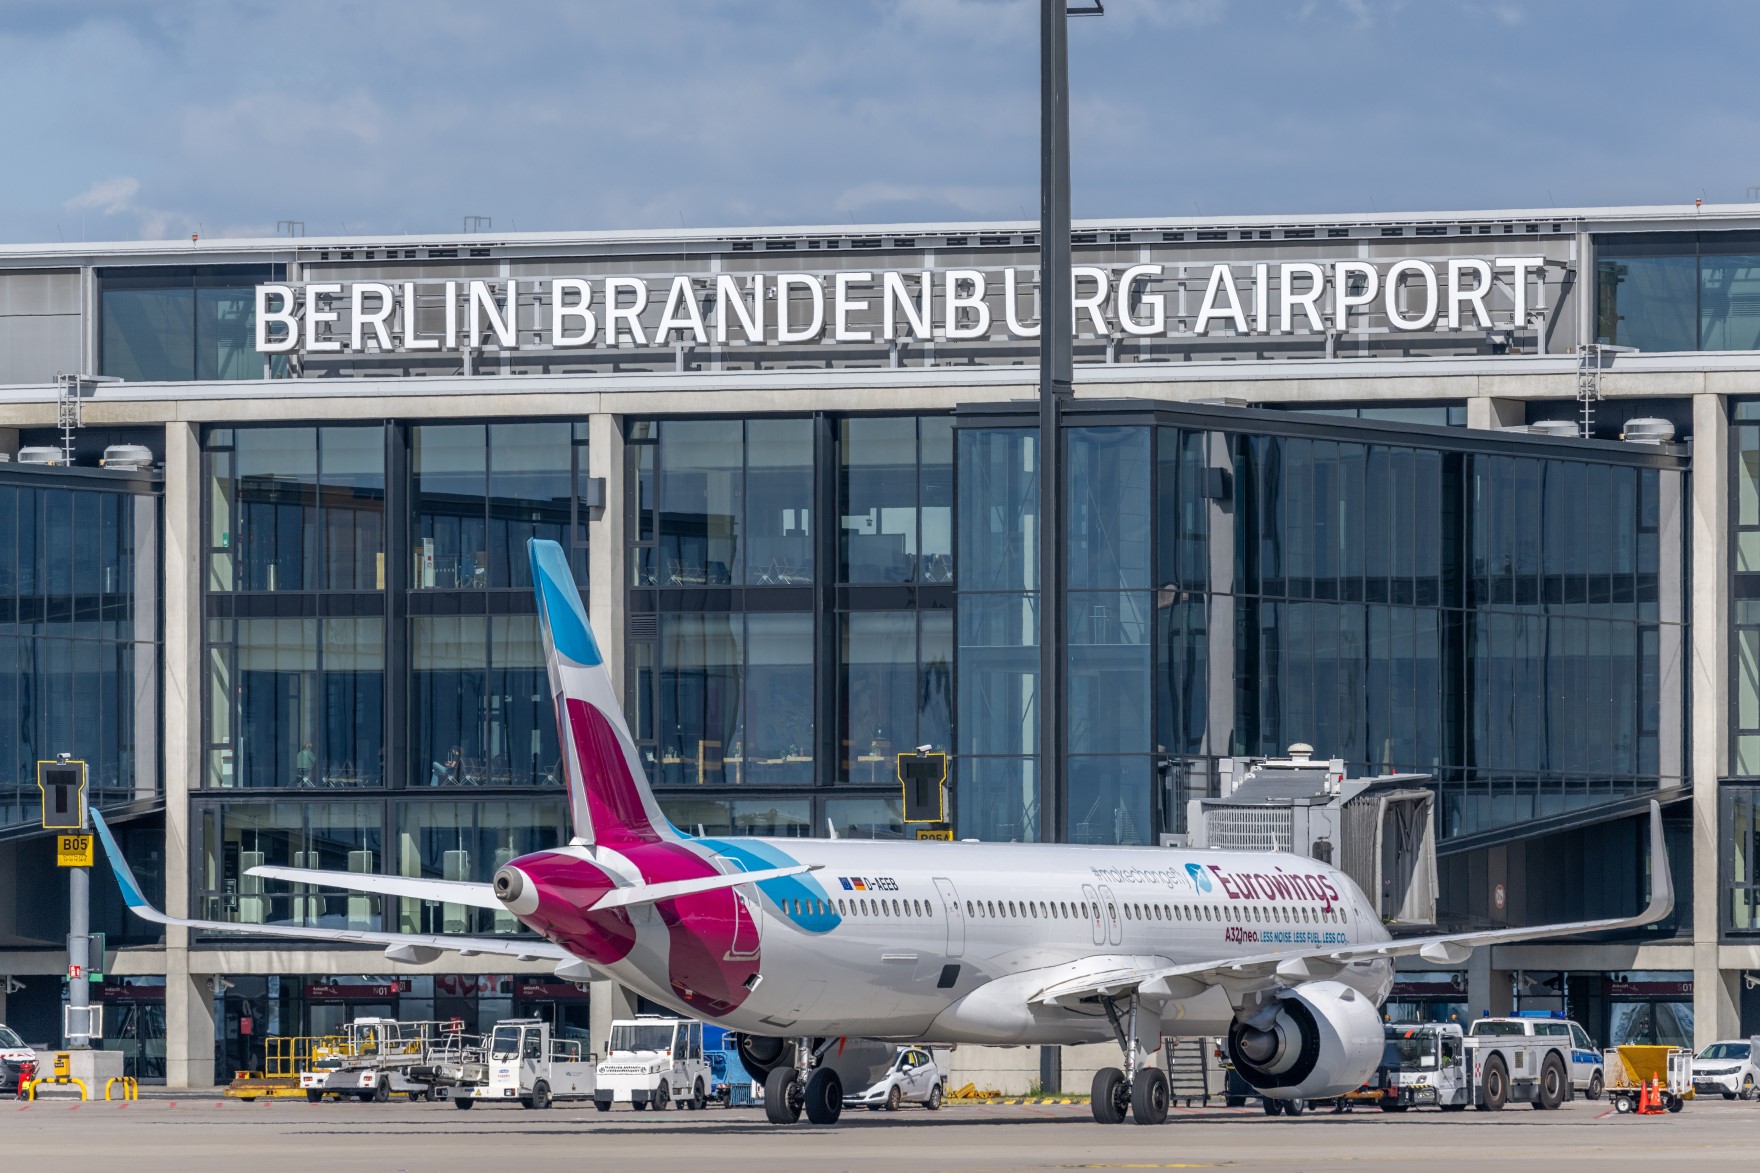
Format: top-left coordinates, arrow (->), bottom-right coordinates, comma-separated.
1636,1079 -> 1666,1115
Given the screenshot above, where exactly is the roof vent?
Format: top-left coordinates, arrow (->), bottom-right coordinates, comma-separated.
16,446 -> 63,466
1286,742 -> 1314,761
1621,417 -> 1675,444
1528,420 -> 1580,438
101,444 -> 154,470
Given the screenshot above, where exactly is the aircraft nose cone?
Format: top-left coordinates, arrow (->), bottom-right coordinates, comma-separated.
494,866 -> 539,915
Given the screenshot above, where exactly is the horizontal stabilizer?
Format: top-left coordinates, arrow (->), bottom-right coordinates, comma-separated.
590,864 -> 820,911
90,810 -> 563,963
247,865 -> 504,910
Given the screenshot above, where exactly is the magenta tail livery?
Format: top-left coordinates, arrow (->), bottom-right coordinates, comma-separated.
93,538 -> 1672,1126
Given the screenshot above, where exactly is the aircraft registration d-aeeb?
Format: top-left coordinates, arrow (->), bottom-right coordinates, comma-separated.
95,538 -> 1671,1126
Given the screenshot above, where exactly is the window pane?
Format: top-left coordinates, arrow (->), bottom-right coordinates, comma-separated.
412,616 -> 488,786
1597,255 -> 1697,352
101,287 -> 195,381
233,618 -> 318,788
658,613 -> 743,786
1068,427 -> 1150,590
841,417 -> 918,583
1067,757 -> 1152,846
488,423 -> 572,589
747,420 -> 813,585
196,286 -> 259,380
920,417 -> 954,581
826,796 -> 906,840
1701,255 -> 1760,351
842,612 -> 917,781
394,798 -> 564,934
657,421 -> 740,585
320,426 -> 385,591
743,613 -> 813,786
958,428 -> 1039,591
1068,592 -> 1150,755
414,424 -> 487,589
959,757 -> 1039,843
958,593 -> 1038,758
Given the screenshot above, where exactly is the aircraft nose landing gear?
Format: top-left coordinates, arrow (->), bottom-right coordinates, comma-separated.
763,1038 -> 844,1125
1091,995 -> 1170,1125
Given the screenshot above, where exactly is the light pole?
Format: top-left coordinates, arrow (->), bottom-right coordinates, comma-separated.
1039,0 -> 1101,848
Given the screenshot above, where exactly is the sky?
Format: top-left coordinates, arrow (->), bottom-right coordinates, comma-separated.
1,0 -> 1756,244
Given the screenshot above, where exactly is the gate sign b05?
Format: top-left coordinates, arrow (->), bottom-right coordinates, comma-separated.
898,752 -> 948,823
38,760 -> 87,831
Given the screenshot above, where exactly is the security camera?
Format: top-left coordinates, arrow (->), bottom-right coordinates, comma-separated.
916,745 -> 933,754
207,976 -> 236,996
2,976 -> 23,995
1745,973 -> 1760,991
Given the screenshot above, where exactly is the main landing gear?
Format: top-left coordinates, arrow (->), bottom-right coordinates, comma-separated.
764,1038 -> 844,1126
1090,995 -> 1170,1126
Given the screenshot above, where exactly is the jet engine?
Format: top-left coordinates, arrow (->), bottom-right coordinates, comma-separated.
732,1033 -> 794,1083
1225,980 -> 1383,1100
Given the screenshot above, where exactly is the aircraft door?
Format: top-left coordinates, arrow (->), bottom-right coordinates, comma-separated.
1098,885 -> 1123,946
1081,884 -> 1105,946
934,877 -> 965,959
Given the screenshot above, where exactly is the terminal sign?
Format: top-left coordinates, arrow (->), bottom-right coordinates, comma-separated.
255,256 -> 1547,355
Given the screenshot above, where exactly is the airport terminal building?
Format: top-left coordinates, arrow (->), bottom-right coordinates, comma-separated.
0,203 -> 1750,1083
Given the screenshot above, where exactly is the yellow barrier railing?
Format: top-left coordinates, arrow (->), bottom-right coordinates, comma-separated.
267,1034 -> 344,1076
24,1075 -> 88,1100
104,1076 -> 138,1101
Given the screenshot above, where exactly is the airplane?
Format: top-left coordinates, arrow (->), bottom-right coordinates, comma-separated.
93,537 -> 1673,1126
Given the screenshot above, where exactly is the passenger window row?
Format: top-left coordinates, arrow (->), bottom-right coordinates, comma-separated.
950,898 -> 1350,927
823,896 -> 934,919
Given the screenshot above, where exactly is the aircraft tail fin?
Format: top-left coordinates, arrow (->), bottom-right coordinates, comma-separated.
529,538 -> 675,847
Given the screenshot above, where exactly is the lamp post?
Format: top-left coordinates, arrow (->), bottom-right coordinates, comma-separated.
1039,0 -> 1101,847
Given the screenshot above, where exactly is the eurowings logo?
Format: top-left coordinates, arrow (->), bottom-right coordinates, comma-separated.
1185,863 -> 1213,893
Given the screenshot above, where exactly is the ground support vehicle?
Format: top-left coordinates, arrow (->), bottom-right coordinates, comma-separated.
1468,1014 -> 1605,1100
1344,1023 -> 1567,1111
1604,1045 -> 1691,1114
845,1047 -> 947,1111
225,1035 -> 340,1101
1690,1038 -> 1760,1100
594,1017 -> 711,1111
298,1018 -> 448,1103
1,1024 -> 36,1098
706,1027 -> 759,1106
450,1019 -> 595,1110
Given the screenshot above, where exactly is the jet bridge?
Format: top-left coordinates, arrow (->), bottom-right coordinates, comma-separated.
1180,744 -> 1437,926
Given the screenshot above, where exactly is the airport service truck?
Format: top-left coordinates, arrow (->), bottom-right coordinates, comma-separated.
449,1019 -> 596,1110
594,1017 -> 711,1111
1350,1022 -> 1571,1111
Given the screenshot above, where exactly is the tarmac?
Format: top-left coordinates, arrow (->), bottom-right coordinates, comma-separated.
10,1093 -> 1759,1172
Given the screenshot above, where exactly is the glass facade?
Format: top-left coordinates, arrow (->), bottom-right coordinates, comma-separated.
99,265 -> 280,382
1598,233 -> 1760,352
629,416 -> 954,834
956,405 -> 1688,846
0,474 -> 160,830
197,421 -> 587,935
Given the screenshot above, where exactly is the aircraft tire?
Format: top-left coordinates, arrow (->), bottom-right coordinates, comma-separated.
765,1066 -> 802,1124
804,1068 -> 843,1125
1091,1068 -> 1127,1124
1283,1098 -> 1306,1117
1130,1068 -> 1169,1125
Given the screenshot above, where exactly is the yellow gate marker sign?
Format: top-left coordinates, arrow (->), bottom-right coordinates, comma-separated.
56,834 -> 93,867
915,828 -> 953,841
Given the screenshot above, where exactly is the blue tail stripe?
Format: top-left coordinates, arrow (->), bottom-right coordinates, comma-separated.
528,541 -> 601,667
90,809 -> 148,909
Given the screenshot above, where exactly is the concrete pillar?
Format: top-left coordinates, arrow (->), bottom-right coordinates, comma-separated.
1466,397 -> 1525,431
586,413 -> 625,704
1691,394 -> 1739,1047
161,422 -> 206,1086
588,979 -> 633,1060
1467,948 -> 1513,1019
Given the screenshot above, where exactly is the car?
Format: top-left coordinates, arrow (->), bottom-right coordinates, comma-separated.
1691,1039 -> 1760,1100
1467,1015 -> 1604,1100
844,1047 -> 946,1111
0,1024 -> 36,1096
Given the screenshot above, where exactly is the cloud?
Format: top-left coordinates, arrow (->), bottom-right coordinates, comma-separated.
64,176 -> 140,214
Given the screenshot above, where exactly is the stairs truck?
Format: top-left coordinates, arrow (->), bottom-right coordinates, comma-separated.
450,1019 -> 596,1110
594,1017 -> 711,1111
1349,1023 -> 1571,1111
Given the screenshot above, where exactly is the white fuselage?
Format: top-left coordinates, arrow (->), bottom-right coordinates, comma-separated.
576,838 -> 1394,1046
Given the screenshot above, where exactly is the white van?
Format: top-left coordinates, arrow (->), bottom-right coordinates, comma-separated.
1467,1015 -> 1603,1099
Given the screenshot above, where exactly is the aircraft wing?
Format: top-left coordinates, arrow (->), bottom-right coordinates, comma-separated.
248,865 -> 505,909
91,810 -> 572,967
1034,799 -> 1672,1007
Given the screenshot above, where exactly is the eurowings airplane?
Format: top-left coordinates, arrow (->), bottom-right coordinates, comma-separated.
94,538 -> 1671,1126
